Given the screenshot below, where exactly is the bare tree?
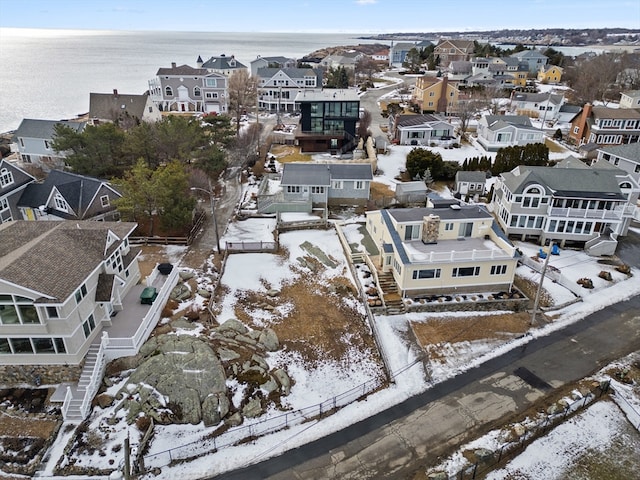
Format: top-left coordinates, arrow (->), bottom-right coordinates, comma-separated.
357,109 -> 372,139
227,70 -> 258,134
355,56 -> 381,87
229,122 -> 263,167
456,97 -> 486,136
564,52 -> 628,104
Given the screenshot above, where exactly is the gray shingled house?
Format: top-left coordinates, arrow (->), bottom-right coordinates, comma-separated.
257,162 -> 373,213
17,169 -> 122,221
0,158 -> 36,224
88,89 -> 161,126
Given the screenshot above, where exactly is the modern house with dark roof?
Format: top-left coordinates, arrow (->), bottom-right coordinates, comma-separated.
17,169 -> 121,221
256,67 -> 322,112
257,162 -> 373,213
365,204 -> 518,297
88,89 -> 161,127
0,220 -> 178,420
491,161 -> 638,255
12,119 -> 86,170
294,89 -> 360,153
0,159 -> 36,224
476,115 -> 544,151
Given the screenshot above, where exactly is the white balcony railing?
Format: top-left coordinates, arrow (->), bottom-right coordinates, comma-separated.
408,248 -> 512,264
548,205 -> 632,220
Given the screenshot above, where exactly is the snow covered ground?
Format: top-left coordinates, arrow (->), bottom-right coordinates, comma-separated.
38,133 -> 640,479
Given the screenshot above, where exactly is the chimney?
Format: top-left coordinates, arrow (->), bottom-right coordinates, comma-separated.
171,62 -> 177,68
421,214 -> 440,244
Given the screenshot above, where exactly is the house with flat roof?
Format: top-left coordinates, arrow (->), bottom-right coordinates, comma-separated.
365,204 -> 518,297
294,89 -> 360,154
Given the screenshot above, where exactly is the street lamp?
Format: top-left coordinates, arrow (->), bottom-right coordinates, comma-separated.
190,186 -> 221,252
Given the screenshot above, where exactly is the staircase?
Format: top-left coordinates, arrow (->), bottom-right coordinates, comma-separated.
376,271 -> 406,315
63,342 -> 103,421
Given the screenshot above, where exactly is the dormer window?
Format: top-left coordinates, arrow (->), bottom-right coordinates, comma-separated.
0,168 -> 14,188
53,193 -> 68,212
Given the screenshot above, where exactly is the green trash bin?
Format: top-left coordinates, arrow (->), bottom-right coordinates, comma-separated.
140,287 -> 158,305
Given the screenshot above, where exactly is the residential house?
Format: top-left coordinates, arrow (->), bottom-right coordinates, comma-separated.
389,114 -> 455,146
320,52 -> 361,72
365,204 -> 519,297
569,103 -> 640,147
476,115 -> 544,151
510,92 -> 565,123
556,104 -> 582,125
454,171 -> 486,199
88,90 -> 161,127
250,55 -> 297,76
510,49 -> 548,73
537,65 -> 563,84
446,61 -> 472,81
256,67 -> 322,112
0,159 -> 35,224
395,181 -> 428,205
410,76 -> 459,114
294,89 -> 360,153
17,169 -> 121,221
594,142 -> 640,184
491,161 -> 638,255
371,49 -> 389,63
433,39 -> 475,65
0,220 -> 178,420
198,54 -> 247,76
619,90 -> 640,109
257,162 -> 372,213
148,63 -> 228,114
389,42 -> 418,68
12,119 -> 86,170
0,221 -> 140,367
501,57 -> 529,87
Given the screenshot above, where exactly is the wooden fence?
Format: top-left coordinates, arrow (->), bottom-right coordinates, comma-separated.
129,210 -> 206,246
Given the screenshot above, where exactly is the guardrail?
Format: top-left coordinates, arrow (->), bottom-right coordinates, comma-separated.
409,248 -> 512,263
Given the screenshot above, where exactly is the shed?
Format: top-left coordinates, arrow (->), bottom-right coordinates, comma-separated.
395,181 -> 427,204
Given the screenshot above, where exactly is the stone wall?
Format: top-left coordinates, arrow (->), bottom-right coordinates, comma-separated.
404,296 -> 531,314
0,364 -> 82,386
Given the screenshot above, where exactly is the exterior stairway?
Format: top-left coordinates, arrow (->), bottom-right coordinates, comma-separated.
63,342 -> 102,421
376,271 -> 406,315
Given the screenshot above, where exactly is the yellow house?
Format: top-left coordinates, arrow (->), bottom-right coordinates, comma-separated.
365,205 -> 519,297
411,76 -> 459,114
537,65 -> 563,84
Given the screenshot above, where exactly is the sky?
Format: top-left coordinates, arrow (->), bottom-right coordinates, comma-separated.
0,0 -> 637,33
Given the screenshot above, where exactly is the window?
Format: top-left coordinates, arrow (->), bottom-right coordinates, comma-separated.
165,86 -> 173,96
404,224 -> 421,241
445,223 -> 454,231
46,306 -> 59,318
82,314 -> 96,339
0,338 -> 10,354
54,193 -> 68,212
452,266 -> 480,277
635,164 -> 640,173
10,338 -> 33,354
100,195 -> 110,208
0,197 -> 8,212
412,268 -> 441,279
44,140 -> 51,149
286,186 -> 301,193
75,284 -> 88,304
573,126 -> 580,134
205,92 -> 219,99
194,86 -> 201,97
205,78 -> 217,87
33,338 -> 55,354
490,264 -> 507,275
0,168 -> 14,188
331,180 -> 343,189
355,181 -> 366,190
311,186 -> 325,194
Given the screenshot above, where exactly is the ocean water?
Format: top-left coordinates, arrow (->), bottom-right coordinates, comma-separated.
0,28 -> 380,133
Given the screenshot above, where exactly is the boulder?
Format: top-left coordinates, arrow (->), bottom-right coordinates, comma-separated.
197,289 -> 212,298
217,347 -> 241,362
96,393 -> 114,409
217,319 -> 249,335
266,289 -> 280,297
261,378 -> 279,394
273,368 -> 291,395
251,354 -> 269,370
258,328 -> 279,351
242,397 -> 264,418
171,318 -> 197,330
170,283 -> 192,301
225,412 -> 243,427
179,271 -> 195,280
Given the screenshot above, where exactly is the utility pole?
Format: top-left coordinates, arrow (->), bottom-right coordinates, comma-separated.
531,241 -> 554,326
